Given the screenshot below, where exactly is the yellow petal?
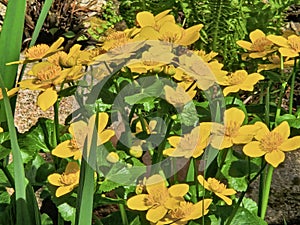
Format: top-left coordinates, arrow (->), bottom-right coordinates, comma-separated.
97,112 -> 109,133
146,205 -> 167,223
179,24 -> 203,46
211,135 -> 232,149
192,144 -> 205,158
184,199 -> 212,221
163,148 -> 175,156
146,174 -> 166,195
6,87 -> 19,97
65,161 -> 80,173
233,125 -> 258,144
159,22 -> 183,42
47,37 -> 64,55
223,85 -> 240,96
220,188 -> 236,196
279,47 -> 299,57
279,136 -> 300,151
136,11 -> 155,27
254,122 -> 270,141
215,192 -> 233,205
19,79 -> 44,90
168,184 -> 189,197
249,52 -> 268,59
37,88 -> 58,111
48,173 -> 62,186
168,136 -> 181,148
197,175 -> 209,189
224,107 -> 245,126
0,127 -> 3,133
127,194 -> 151,210
243,141 -> 266,157
265,150 -> 285,168
137,26 -> 160,40
236,40 -> 253,51
249,29 -> 266,43
52,140 -> 75,158
154,9 -> 172,21
267,35 -> 289,48
98,129 -> 115,145
273,121 -> 290,141
56,185 -> 74,197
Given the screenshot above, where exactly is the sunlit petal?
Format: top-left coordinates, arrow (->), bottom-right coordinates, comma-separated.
249,29 -> 266,43
37,88 -> 58,111
280,136 -> 300,151
168,184 -> 189,197
243,141 -> 266,157
265,150 -> 285,168
136,11 -> 155,27
273,121 -> 290,140
146,205 -> 167,223
215,192 -> 233,205
48,173 -> 62,186
127,194 -> 151,210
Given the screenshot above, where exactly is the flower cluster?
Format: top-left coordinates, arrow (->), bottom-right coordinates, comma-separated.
127,174 -> 212,224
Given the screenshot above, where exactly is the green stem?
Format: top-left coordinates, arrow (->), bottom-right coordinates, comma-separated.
260,165 -> 274,220
53,100 -> 60,147
118,201 -> 129,225
288,58 -> 298,114
265,81 -> 271,127
193,157 -> 199,201
258,159 -> 266,217
275,54 -> 287,123
215,148 -> 229,179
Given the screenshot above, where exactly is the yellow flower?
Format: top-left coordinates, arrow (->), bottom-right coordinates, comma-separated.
267,34 -> 300,58
59,44 -> 92,67
127,174 -> 189,223
0,127 -> 3,133
127,45 -> 174,74
164,85 -> 192,107
0,87 -> 19,100
218,70 -> 264,96
198,175 -> 236,205
163,126 -> 210,158
136,10 -> 175,30
52,113 -> 115,159
243,121 -> 300,168
205,108 -> 258,149
52,121 -> 86,160
7,37 -> 64,65
236,29 -> 274,59
258,54 -> 295,72
135,119 -> 157,135
19,61 -> 64,90
48,161 -> 80,197
156,199 -> 212,225
136,22 -> 203,46
106,152 -> 119,163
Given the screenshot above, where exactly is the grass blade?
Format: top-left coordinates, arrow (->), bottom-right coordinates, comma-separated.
0,75 -> 31,225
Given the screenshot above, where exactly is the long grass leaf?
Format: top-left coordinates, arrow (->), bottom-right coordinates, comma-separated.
0,0 -> 26,122
0,75 -> 31,225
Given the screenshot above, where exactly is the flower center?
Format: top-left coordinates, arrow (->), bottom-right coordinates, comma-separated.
169,201 -> 193,219
251,38 -> 272,52
288,36 -> 300,52
145,189 -> 169,207
260,132 -> 284,153
207,178 -> 226,193
59,172 -> 78,186
228,71 -> 247,85
36,64 -> 61,82
25,44 -> 49,59
225,121 -> 240,137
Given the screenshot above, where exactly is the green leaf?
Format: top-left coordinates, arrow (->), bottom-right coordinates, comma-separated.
99,179 -> 122,193
58,85 -> 78,97
63,31 -> 76,38
229,160 -> 260,178
229,207 -> 267,225
130,216 -> 141,225
180,101 -> 199,126
41,213 -> 53,225
242,197 -> 258,215
276,114 -> 300,129
57,203 -> 76,224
